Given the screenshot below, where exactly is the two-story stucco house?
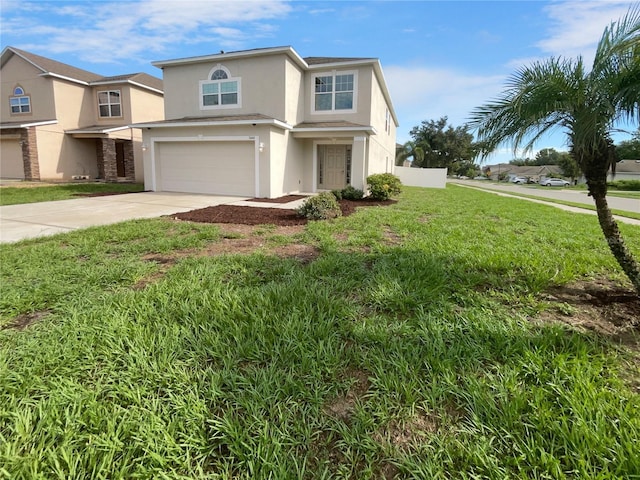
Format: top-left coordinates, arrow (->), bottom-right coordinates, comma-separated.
135,46 -> 398,198
0,47 -> 164,182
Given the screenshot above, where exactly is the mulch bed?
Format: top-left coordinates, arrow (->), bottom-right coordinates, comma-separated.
247,195 -> 307,203
172,199 -> 396,226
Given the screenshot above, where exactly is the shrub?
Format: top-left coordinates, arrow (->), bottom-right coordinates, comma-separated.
366,173 -> 402,200
341,185 -> 365,200
297,192 -> 342,220
331,189 -> 343,200
608,179 -> 640,191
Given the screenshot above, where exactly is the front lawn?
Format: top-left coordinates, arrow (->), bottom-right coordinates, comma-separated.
0,182 -> 145,206
1,186 -> 639,479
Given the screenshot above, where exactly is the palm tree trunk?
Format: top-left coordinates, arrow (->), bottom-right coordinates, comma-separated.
590,189 -> 640,295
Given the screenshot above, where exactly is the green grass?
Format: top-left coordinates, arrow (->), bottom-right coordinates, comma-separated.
607,190 -> 640,199
0,182 -> 145,206
1,186 -> 639,479
490,188 -> 640,221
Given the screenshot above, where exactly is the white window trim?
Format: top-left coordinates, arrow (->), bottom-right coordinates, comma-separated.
97,89 -> 122,118
311,70 -> 358,115
199,64 -> 242,110
10,95 -> 31,115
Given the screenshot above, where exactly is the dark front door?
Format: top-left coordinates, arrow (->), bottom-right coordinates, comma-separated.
115,142 -> 125,177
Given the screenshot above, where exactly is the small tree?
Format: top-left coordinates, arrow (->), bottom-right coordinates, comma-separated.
469,6 -> 640,294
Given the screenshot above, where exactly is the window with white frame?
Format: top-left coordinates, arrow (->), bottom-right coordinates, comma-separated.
313,70 -> 357,113
10,86 -> 30,114
98,90 -> 121,117
200,65 -> 241,109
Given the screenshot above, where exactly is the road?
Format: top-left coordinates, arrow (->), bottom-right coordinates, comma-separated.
449,179 -> 640,226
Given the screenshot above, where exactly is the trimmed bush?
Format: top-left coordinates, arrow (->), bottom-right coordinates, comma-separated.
366,173 -> 402,200
341,185 -> 365,200
297,192 -> 342,220
608,179 -> 640,191
331,189 -> 343,200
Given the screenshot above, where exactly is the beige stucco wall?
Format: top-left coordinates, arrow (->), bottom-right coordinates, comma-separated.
1,54 -> 56,123
161,54 -> 290,121
129,87 -> 164,124
269,129 -> 305,197
284,58 -> 305,125
303,65 -> 374,127
36,123 -> 98,179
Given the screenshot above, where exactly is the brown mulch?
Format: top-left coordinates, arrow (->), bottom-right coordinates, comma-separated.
247,195 -> 307,203
172,198 -> 396,226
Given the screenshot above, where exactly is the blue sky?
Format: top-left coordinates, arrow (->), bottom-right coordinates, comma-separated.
1,0 -> 637,163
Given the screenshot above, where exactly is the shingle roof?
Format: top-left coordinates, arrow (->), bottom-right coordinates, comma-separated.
7,47 -> 102,83
94,72 -> 163,92
614,160 -> 640,173
3,47 -> 162,92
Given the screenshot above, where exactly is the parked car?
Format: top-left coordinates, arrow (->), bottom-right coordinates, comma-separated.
540,178 -> 570,187
473,176 -> 489,180
511,176 -> 528,184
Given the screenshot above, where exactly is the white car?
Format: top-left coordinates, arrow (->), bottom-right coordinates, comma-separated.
541,178 -> 570,187
511,176 -> 528,184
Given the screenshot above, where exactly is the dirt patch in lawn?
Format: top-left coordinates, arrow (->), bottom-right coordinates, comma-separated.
1,310 -> 51,331
323,367 -> 371,424
171,198 -> 396,226
537,278 -> 640,350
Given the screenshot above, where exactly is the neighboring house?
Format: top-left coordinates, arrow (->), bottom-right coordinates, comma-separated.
485,164 -> 562,182
0,47 -> 163,182
609,159 -> 640,181
135,46 -> 398,197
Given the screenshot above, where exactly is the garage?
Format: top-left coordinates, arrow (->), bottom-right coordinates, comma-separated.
0,138 -> 24,179
156,140 -> 256,196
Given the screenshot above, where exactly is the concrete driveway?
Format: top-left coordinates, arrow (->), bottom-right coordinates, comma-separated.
0,192 -> 253,243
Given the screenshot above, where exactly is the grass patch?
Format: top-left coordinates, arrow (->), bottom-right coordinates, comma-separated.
487,188 -> 640,221
1,186 -> 639,478
0,182 -> 145,205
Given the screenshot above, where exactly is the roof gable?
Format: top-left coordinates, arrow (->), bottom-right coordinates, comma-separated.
1,46 -> 162,93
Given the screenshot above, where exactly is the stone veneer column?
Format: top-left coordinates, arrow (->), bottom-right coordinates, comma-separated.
123,140 -> 135,181
20,127 -> 40,181
96,138 -> 117,182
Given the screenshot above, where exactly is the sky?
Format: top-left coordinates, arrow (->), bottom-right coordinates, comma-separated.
1,0 -> 637,164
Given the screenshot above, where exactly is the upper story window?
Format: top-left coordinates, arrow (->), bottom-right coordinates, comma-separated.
98,90 -> 121,117
10,86 -> 31,114
312,70 -> 357,113
200,65 -> 241,110
385,108 -> 391,134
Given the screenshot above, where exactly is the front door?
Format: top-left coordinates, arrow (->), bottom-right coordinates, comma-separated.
115,142 -> 126,177
319,145 -> 347,190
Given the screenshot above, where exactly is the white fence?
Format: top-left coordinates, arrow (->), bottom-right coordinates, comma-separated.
394,167 -> 447,189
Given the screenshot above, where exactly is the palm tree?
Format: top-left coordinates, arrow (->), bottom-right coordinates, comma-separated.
469,6 -> 640,295
395,141 -> 425,167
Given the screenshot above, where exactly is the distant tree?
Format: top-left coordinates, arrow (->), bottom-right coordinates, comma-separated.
535,148 -> 563,165
509,157 -> 533,166
615,128 -> 640,159
469,6 -> 640,295
558,152 -> 581,181
408,117 -> 476,168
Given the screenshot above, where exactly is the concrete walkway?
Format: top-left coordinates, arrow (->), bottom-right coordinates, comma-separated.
0,192 -> 309,243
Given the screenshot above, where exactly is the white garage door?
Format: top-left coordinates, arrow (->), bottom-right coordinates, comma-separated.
0,139 -> 24,179
157,141 -> 255,196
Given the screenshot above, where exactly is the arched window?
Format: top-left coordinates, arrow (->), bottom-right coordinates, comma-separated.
200,64 -> 241,109
10,85 -> 30,114
211,69 -> 228,80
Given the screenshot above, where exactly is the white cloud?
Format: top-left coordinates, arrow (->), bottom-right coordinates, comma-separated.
385,65 -> 507,141
4,0 -> 292,65
536,1 -> 633,64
